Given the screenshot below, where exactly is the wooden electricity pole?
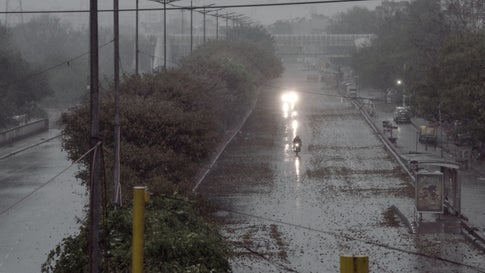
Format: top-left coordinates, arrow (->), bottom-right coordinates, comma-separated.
113,0 -> 121,206
88,0 -> 101,272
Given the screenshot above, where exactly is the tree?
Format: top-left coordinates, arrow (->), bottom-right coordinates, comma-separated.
351,0 -> 450,101
350,0 -> 485,142
268,20 -> 293,34
10,15 -> 155,106
442,0 -> 485,31
326,6 -> 378,34
0,24 -> 51,128
432,31 -> 485,140
42,197 -> 231,273
47,23 -> 283,272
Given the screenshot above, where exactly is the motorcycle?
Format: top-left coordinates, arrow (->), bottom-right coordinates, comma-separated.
293,142 -> 301,156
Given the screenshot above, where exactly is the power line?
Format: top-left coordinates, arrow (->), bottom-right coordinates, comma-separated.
22,39 -> 114,80
0,142 -> 101,216
0,0 -> 374,14
224,208 -> 485,272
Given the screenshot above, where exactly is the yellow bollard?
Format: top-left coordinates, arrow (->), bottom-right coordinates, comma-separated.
340,255 -> 369,273
132,186 -> 146,273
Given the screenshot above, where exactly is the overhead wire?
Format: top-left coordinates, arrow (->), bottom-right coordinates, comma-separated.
22,39 -> 114,81
3,0 -> 364,82
0,142 -> 102,216
0,0 -> 375,14
223,208 -> 485,272
2,2 -> 481,270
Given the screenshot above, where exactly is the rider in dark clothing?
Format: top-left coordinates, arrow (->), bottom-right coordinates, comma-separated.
293,135 -> 302,146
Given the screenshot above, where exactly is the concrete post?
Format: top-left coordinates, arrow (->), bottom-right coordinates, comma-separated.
340,255 -> 369,273
132,186 -> 146,273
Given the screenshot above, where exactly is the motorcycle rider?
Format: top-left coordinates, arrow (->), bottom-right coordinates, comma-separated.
293,135 -> 302,147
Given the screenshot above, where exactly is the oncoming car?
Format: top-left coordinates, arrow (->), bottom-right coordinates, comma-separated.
393,106 -> 411,123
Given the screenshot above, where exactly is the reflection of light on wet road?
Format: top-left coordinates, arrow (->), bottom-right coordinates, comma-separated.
294,156 -> 301,208
282,102 -> 289,118
291,119 -> 298,138
295,156 -> 301,180
281,90 -> 301,157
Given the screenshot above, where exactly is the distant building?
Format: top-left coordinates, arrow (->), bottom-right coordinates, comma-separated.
375,0 -> 409,18
440,0 -> 485,29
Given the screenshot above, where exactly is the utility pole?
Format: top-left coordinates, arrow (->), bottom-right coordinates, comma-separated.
4,0 -> 25,28
4,0 -> 7,28
216,10 -> 219,40
180,9 -> 184,35
135,0 -> 139,74
203,7 -> 206,44
190,0 -> 193,52
149,0 -> 178,69
225,12 -> 229,34
113,0 -> 121,207
88,0 -> 101,272
199,5 -> 215,44
164,0 -> 167,69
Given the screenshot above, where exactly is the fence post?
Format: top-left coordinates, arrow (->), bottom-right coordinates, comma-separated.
132,186 -> 146,273
340,255 -> 368,273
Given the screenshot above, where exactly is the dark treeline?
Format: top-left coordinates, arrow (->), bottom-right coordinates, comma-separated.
329,0 -> 485,143
0,24 -> 50,128
0,15 -> 154,129
10,15 -> 154,106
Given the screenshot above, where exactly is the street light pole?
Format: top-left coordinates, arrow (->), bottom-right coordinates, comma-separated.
180,9 -> 184,35
225,12 -> 229,32
190,0 -> 193,52
113,0 -> 121,207
397,79 -> 405,107
149,0 -> 179,69
88,0 -> 100,272
216,10 -> 219,40
135,0 -> 139,74
439,104 -> 443,157
203,7 -> 206,43
164,0 -> 167,69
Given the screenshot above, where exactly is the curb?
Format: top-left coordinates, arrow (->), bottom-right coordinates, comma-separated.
0,135 -> 61,160
390,205 -> 416,234
192,90 -> 261,192
354,100 -> 415,184
356,98 -> 485,249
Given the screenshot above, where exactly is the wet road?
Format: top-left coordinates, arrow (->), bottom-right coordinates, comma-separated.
0,132 -> 86,273
199,64 -> 485,272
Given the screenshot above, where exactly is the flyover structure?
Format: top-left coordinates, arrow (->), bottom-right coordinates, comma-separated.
152,33 -> 375,69
273,33 -> 374,58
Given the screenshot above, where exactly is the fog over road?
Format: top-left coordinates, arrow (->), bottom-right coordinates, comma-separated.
199,64 -> 485,273
0,134 -> 86,273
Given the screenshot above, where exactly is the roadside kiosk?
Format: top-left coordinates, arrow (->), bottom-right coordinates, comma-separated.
401,153 -> 461,233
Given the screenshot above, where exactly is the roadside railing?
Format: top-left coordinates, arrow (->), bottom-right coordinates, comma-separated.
0,119 -> 49,146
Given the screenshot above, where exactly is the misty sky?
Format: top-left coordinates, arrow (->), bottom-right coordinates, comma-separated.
6,0 -> 383,26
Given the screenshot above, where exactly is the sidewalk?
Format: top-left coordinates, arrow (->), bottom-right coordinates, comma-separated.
359,88 -> 485,236
0,129 -> 61,160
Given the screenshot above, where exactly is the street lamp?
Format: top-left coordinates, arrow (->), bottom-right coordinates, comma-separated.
396,79 -> 406,107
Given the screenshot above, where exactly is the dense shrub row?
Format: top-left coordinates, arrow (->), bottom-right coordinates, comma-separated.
43,26 -> 282,273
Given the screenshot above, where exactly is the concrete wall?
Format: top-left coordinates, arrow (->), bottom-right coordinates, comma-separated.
0,119 -> 49,146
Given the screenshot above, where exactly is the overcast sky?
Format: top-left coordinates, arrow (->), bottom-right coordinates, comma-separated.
7,0 -> 383,25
